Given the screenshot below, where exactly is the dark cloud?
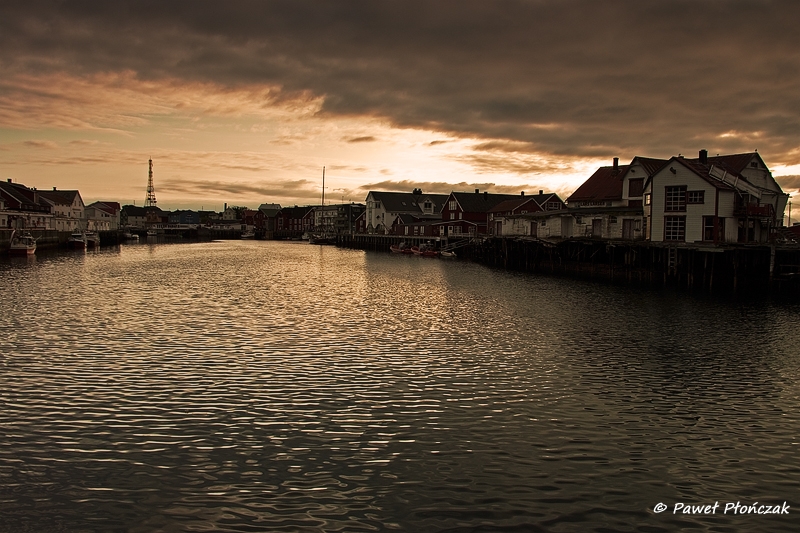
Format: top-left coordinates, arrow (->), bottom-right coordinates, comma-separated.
162,177 -> 316,199
2,1 -> 800,166
359,179 -> 553,196
344,136 -> 377,143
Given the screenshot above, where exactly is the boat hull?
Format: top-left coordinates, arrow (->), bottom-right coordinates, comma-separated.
9,246 -> 35,256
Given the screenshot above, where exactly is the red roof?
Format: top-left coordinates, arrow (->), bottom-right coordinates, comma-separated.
567,165 -> 630,203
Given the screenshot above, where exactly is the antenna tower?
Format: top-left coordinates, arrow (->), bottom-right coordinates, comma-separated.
144,158 -> 157,208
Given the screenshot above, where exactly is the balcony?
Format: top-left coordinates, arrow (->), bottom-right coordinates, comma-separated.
734,204 -> 774,218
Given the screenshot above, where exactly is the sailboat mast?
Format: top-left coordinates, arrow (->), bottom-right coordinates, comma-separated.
321,166 -> 325,206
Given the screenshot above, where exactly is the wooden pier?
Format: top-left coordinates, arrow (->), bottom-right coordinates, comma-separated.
337,232 -> 800,294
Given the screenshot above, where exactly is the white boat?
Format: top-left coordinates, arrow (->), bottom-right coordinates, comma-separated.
123,231 -> 140,241
241,230 -> 255,239
146,229 -> 158,237
68,230 -> 87,250
440,251 -> 457,258
9,230 -> 37,256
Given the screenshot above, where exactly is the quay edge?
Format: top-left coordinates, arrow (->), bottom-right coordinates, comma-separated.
337,233 -> 800,295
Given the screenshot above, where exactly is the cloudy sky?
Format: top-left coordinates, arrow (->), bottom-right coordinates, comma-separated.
2,0 -> 799,215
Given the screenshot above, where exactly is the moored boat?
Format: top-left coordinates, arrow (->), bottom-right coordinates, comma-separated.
440,250 -> 457,258
123,230 -> 139,241
412,243 -> 439,257
9,230 -> 37,256
85,231 -> 100,248
241,229 -> 255,239
68,230 -> 87,250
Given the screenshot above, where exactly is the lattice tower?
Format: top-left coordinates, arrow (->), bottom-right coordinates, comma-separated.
144,158 -> 157,207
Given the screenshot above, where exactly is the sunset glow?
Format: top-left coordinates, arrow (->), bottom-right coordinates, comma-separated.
2,1 -> 799,209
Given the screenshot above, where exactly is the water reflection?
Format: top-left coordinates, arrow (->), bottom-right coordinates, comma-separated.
0,241 -> 798,532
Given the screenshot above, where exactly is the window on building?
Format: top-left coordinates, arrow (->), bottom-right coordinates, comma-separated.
448,200 -> 456,211
644,193 -> 651,206
665,186 -> 687,212
424,201 -> 432,211
635,219 -> 642,231
458,212 -> 462,220
664,216 -> 686,241
687,191 -> 705,204
610,216 -> 618,223
703,216 -> 715,241
628,178 -> 644,198
547,201 -> 560,210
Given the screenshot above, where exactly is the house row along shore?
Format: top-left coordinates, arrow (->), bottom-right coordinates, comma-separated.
2,150 -> 799,293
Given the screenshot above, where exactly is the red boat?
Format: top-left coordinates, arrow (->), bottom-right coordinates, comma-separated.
412,244 -> 439,257
390,242 -> 415,254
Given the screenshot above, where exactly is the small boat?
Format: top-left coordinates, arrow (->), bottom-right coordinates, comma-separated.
146,229 -> 158,237
9,230 -> 37,256
309,233 -> 336,245
390,242 -> 410,253
241,230 -> 255,239
85,231 -> 100,248
68,230 -> 87,250
123,231 -> 140,241
440,251 -> 457,258
412,243 -> 439,257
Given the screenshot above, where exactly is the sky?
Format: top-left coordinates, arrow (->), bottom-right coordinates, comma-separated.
1,0 -> 800,220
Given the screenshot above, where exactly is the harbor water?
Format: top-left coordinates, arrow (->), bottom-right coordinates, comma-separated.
1,240 -> 799,532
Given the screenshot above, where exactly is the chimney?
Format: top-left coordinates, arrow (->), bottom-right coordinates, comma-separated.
484,191 -> 488,200
520,191 -> 525,196
539,189 -> 543,195
53,187 -> 57,191
7,178 -> 11,183
475,188 -> 479,194
613,157 -> 619,170
699,149 -> 708,164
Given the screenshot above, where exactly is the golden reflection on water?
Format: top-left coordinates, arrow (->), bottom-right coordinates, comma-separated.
1,240 -> 799,532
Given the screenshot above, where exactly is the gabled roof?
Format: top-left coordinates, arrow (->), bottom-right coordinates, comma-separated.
392,213 -> 418,225
0,180 -> 54,210
633,157 -> 670,177
87,201 -> 121,215
703,152 -> 762,175
39,189 -> 83,206
278,205 -> 315,218
668,157 -> 736,191
449,191 -> 520,213
367,191 -> 449,214
488,196 -> 542,214
567,165 -> 631,203
122,205 -> 164,217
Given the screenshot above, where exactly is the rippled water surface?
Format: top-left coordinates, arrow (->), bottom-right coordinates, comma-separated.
1,240 -> 799,532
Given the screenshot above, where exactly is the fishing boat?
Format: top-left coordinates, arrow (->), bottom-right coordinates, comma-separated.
440,250 -> 457,258
68,230 -> 87,250
412,242 -> 439,257
309,233 -> 336,245
9,230 -> 37,256
390,242 -> 414,254
85,231 -> 100,249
